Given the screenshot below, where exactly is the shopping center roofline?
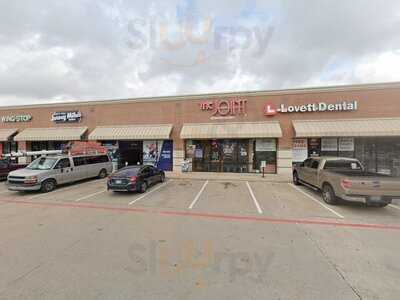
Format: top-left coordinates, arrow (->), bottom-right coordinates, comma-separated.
1,81 -> 400,110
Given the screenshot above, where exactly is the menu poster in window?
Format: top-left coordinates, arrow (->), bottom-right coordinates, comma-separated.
292,138 -> 308,162
339,138 -> 354,152
256,139 -> 276,152
308,138 -> 321,157
321,138 -> 338,151
223,141 -> 235,160
194,147 -> 203,159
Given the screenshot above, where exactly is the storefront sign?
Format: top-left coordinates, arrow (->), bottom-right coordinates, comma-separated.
200,99 -> 247,118
264,100 -> 358,116
321,138 -> 338,151
51,111 -> 82,123
156,140 -> 173,171
339,138 -> 355,152
256,139 -> 276,152
292,138 -> 308,162
1,114 -> 32,123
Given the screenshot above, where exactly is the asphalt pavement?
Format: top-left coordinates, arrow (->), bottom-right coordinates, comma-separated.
0,178 -> 399,300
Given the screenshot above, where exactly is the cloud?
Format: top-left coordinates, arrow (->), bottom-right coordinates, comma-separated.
0,0 -> 399,106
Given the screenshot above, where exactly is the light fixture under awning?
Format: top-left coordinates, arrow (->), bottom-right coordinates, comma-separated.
14,127 -> 88,141
0,129 -> 18,142
293,118 -> 400,137
180,121 -> 282,139
88,124 -> 173,140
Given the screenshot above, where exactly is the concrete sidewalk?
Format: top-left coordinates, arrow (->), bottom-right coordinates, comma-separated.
165,171 -> 291,183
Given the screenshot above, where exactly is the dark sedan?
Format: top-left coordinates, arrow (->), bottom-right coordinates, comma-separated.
107,165 -> 165,193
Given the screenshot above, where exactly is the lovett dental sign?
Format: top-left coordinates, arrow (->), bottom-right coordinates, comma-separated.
264,100 -> 358,116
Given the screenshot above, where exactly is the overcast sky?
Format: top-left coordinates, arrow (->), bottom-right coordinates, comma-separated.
0,0 -> 400,106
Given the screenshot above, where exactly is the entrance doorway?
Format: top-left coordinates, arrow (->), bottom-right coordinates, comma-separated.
119,141 -> 143,167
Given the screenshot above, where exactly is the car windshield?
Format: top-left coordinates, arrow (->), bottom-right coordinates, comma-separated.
324,160 -> 363,170
115,167 -> 141,176
27,157 -> 58,170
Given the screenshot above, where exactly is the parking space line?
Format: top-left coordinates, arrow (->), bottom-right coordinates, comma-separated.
129,180 -> 172,206
289,183 -> 344,219
0,190 -> 10,194
75,189 -> 108,202
188,180 -> 208,210
246,181 -> 263,214
389,204 -> 400,211
28,179 -> 106,200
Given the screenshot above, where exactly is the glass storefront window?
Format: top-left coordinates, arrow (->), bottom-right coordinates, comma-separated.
188,139 -> 255,173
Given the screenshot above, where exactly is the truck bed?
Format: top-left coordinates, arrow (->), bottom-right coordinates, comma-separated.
327,169 -> 394,178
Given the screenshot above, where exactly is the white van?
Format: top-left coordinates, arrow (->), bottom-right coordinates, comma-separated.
7,154 -> 113,193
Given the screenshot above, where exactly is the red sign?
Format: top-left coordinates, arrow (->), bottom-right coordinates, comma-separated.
200,99 -> 247,117
263,103 -> 277,116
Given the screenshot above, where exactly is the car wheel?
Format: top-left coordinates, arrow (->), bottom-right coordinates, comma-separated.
321,184 -> 338,205
41,179 -> 56,193
140,181 -> 147,193
98,169 -> 107,179
293,172 -> 301,186
160,173 -> 165,183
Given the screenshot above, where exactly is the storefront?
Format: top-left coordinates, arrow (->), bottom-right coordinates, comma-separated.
13,127 -> 88,162
89,125 -> 174,171
292,118 -> 400,177
0,82 -> 400,177
181,122 -> 281,174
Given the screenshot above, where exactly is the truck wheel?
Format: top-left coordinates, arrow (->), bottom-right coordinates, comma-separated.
98,169 -> 107,179
41,179 -> 56,193
322,184 -> 338,205
293,172 -> 301,186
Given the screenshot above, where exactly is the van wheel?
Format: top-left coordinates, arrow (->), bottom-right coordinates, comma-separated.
160,173 -> 165,183
322,184 -> 338,205
41,179 -> 56,193
293,172 -> 301,185
98,169 -> 107,179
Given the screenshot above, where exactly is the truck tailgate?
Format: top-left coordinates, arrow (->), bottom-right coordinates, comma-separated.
347,177 -> 400,197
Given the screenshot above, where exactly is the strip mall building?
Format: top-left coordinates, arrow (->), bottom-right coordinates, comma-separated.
1,82 -> 400,177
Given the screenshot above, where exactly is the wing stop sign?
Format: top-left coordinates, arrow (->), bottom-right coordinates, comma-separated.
264,100 -> 358,116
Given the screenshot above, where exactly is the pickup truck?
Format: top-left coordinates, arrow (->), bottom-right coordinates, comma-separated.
293,157 -> 400,207
0,159 -> 27,180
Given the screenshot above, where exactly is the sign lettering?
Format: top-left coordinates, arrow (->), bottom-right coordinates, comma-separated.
200,99 -> 247,117
264,101 -> 358,116
51,111 -> 82,123
1,114 -> 32,123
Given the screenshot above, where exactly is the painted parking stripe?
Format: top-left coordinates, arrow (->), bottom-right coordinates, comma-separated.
0,190 -> 10,194
28,179 -> 107,200
389,204 -> 400,211
246,181 -> 263,214
289,183 -> 344,219
2,198 -> 400,231
129,180 -> 172,205
75,189 -> 108,202
188,180 -> 208,209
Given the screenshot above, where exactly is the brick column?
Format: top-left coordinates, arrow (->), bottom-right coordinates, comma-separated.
0,142 -> 3,157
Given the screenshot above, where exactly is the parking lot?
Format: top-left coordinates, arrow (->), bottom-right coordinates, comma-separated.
0,177 -> 400,299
